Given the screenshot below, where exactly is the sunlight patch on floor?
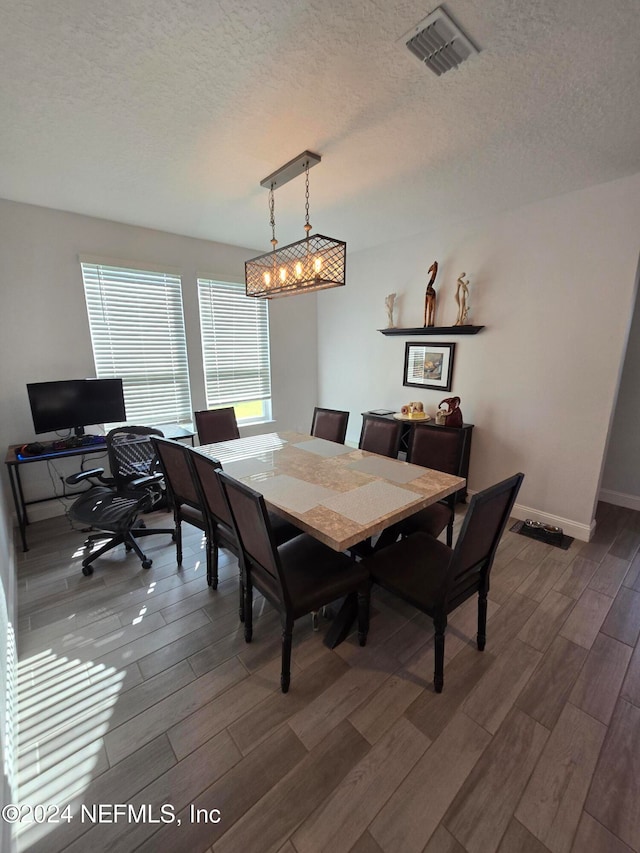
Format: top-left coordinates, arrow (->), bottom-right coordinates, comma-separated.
16,650 -> 126,849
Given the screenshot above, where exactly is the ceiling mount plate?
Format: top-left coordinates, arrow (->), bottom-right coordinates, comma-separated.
260,151 -> 321,190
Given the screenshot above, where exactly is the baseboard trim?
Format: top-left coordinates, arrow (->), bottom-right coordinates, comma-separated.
465,490 -> 594,542
599,489 -> 640,512
12,500 -> 72,526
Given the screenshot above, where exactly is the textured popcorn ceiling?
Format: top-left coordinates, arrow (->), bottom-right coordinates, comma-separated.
0,0 -> 639,252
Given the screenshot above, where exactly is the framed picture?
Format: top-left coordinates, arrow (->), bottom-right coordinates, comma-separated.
403,341 -> 455,391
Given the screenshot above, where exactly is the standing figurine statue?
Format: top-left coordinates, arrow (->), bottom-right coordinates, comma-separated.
423,261 -> 438,327
385,292 -> 397,328
454,273 -> 470,326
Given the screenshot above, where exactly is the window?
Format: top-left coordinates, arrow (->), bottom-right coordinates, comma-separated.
80,259 -> 192,426
197,279 -> 272,424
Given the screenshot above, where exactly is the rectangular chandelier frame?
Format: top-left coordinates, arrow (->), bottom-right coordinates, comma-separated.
245,233 -> 346,299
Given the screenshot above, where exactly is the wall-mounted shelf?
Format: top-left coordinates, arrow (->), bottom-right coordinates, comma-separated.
378,325 -> 484,336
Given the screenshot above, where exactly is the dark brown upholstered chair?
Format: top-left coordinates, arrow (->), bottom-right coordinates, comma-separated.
404,423 -> 468,546
358,414 -> 402,458
310,407 -> 349,444
194,407 -> 240,445
366,473 -> 523,693
189,451 -> 301,614
218,471 -> 370,693
151,437 -> 211,583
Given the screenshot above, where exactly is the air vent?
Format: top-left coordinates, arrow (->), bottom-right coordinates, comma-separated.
401,7 -> 479,76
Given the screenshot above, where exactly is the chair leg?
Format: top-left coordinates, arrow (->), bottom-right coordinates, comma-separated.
244,577 -> 253,642
446,518 -> 454,547
124,532 -> 152,567
433,614 -> 447,693
207,539 -> 218,589
175,517 -> 183,565
357,586 -> 370,646
207,540 -> 219,589
477,588 -> 488,651
281,614 -> 294,693
236,569 -> 244,624
81,533 -> 125,568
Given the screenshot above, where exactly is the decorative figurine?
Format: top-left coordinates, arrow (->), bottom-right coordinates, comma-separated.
437,396 -> 463,427
401,401 -> 426,420
423,261 -> 438,327
454,273 -> 470,326
385,292 -> 397,328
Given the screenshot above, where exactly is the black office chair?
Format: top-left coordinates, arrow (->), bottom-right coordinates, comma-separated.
358,414 -> 402,458
151,437 -> 212,583
365,473 -> 524,692
310,407 -> 349,444
66,426 -> 174,576
194,407 -> 240,444
218,471 -> 370,693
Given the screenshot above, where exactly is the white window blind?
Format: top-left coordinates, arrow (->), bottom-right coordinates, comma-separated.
81,261 -> 192,425
198,279 -> 271,408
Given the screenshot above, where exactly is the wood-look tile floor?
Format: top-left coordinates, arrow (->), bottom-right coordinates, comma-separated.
14,500 -> 640,853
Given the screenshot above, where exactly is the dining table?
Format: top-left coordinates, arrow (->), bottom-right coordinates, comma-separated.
196,430 -> 465,645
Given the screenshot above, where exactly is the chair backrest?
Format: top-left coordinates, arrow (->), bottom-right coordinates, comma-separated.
407,423 -> 465,476
359,415 -> 402,458
189,450 -> 233,528
445,473 -> 524,610
151,437 -> 201,508
106,426 -> 164,489
310,407 -> 349,444
217,471 -> 289,610
194,408 -> 240,444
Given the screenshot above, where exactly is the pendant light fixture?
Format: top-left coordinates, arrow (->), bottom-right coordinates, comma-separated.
245,151 -> 346,298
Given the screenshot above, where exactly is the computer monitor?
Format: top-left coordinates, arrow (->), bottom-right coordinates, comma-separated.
27,378 -> 126,437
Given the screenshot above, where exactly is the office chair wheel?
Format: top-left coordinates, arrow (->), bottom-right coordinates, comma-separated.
82,563 -> 93,576
142,559 -> 152,570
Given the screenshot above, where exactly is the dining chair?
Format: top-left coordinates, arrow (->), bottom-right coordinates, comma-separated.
365,472 -> 524,693
189,451 -> 302,614
151,437 -> 212,583
194,407 -> 240,444
310,407 -> 349,444
218,471 -> 370,693
404,422 -> 468,546
358,414 -> 402,458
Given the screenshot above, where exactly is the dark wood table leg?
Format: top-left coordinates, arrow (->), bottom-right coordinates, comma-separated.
323,592 -> 358,649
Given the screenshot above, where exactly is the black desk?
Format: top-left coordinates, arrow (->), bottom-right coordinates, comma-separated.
6,423 -> 195,551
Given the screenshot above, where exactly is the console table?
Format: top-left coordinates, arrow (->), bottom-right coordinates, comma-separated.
6,423 -> 194,551
363,411 -> 473,501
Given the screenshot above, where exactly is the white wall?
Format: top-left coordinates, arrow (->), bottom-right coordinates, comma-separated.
0,198 -> 318,517
600,254 -> 640,509
317,173 -> 640,539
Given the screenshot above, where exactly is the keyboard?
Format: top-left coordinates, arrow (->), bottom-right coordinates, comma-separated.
17,435 -> 107,459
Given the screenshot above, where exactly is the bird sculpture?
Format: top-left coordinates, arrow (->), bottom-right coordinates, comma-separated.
423,261 -> 438,327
